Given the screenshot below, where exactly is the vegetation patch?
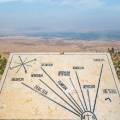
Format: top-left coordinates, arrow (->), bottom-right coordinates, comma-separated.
0,55 -> 7,75
108,48 -> 120,80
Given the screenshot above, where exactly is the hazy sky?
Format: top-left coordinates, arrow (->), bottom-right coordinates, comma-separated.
0,0 -> 120,33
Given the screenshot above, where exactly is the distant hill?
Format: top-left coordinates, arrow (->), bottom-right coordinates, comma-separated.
0,31 -> 120,41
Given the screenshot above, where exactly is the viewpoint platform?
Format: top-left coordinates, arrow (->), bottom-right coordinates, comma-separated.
0,53 -> 120,120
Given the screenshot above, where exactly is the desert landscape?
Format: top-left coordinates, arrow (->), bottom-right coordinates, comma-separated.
0,36 -> 120,81
0,36 -> 120,57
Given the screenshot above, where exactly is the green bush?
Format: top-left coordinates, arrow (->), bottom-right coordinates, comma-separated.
108,48 -> 120,80
0,55 -> 7,75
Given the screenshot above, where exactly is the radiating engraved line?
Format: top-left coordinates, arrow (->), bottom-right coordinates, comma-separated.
16,57 -> 27,73
10,58 -> 36,70
19,56 -> 27,73
16,65 -> 22,73
75,71 -> 88,111
39,79 -> 82,115
41,67 -> 81,115
69,77 -> 84,112
22,82 -> 80,117
93,64 -> 103,113
87,89 -> 91,111
69,93 -> 83,113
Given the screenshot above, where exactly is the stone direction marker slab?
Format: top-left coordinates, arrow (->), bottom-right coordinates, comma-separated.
0,53 -> 120,120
